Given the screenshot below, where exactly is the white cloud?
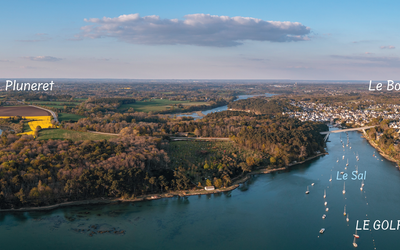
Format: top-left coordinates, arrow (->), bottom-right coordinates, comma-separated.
380,45 -> 395,49
79,13 -> 311,47
23,56 -> 62,62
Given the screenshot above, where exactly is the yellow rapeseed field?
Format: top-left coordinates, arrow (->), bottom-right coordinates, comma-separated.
0,116 -> 54,136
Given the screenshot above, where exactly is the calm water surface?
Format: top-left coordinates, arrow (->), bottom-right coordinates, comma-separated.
178,93 -> 274,119
1,130 -> 399,250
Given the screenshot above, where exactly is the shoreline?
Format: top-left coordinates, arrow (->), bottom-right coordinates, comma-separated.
362,131 -> 399,165
0,152 -> 327,213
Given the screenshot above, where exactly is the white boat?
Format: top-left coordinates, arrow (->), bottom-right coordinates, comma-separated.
322,214 -> 326,219
311,183 -> 315,186
343,182 -> 346,194
362,180 -> 364,187
326,207 -> 329,212
324,189 -> 326,199
305,186 -> 309,194
343,205 -> 347,216
353,229 -> 360,238
353,238 -> 358,247
343,155 -> 345,159
340,172 -> 344,175
324,201 -> 328,206
329,175 -> 332,182
346,159 -> 349,166
320,228 -> 325,234
346,214 -> 349,222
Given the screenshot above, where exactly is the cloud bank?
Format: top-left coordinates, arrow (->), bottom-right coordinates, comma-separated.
79,13 -> 311,47
23,56 -> 62,62
380,45 -> 395,49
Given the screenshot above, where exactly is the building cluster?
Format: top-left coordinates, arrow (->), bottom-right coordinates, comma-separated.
284,101 -> 400,128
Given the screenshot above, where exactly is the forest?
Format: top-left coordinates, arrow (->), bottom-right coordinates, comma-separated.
0,81 -> 335,209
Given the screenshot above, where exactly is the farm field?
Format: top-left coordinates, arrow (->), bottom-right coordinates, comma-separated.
37,128 -> 118,141
119,99 -> 209,112
0,106 -> 50,116
58,113 -> 85,122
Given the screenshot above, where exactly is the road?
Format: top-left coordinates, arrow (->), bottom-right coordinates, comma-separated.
29,105 -> 59,123
170,137 -> 230,141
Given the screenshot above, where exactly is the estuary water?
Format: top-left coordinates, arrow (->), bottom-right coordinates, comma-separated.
1,130 -> 400,249
178,93 -> 274,119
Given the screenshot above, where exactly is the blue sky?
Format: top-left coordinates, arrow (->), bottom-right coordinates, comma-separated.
1,0 -> 400,79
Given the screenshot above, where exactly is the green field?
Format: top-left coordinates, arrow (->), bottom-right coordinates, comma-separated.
58,113 -> 85,122
119,99 -> 209,112
23,123 -> 32,132
37,129 -> 117,141
167,140 -> 264,170
30,101 -> 82,109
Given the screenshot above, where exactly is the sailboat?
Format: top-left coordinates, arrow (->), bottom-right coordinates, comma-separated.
353,237 -> 358,248
305,186 -> 309,194
342,182 -> 346,194
324,189 -> 326,199
344,205 -> 347,216
353,229 -> 360,238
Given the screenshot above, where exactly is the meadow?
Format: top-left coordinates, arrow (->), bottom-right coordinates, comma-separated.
166,140 -> 267,185
37,129 -> 118,141
29,101 -> 81,109
119,99 -> 209,112
58,113 -> 85,122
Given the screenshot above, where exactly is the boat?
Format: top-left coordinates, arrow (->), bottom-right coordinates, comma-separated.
353,238 -> 358,248
346,159 -> 349,166
340,172 -> 344,175
346,214 -> 349,222
343,205 -> 347,216
353,229 -> 360,238
323,189 -> 326,199
343,155 -> 345,159
361,180 -> 364,187
305,186 -> 309,194
311,183 -> 315,186
337,159 -> 339,163
329,175 -> 332,182
322,214 -> 326,219
320,228 -> 325,234
343,182 -> 346,194
324,201 -> 328,206
326,207 -> 329,212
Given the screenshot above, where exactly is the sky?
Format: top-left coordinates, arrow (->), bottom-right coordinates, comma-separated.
1,0 -> 400,80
